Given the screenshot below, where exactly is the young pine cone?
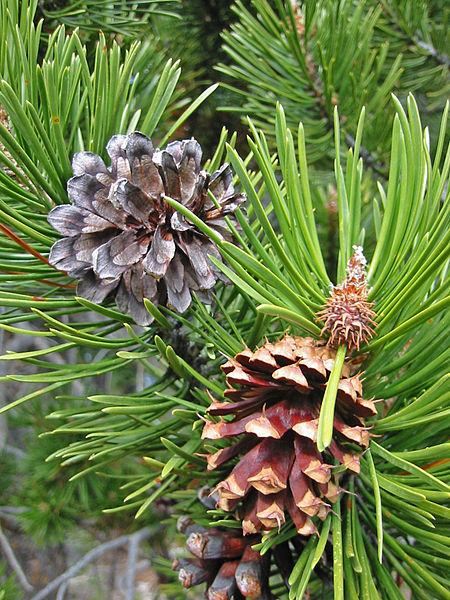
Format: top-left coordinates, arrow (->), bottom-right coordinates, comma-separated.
47,133 -> 244,325
202,336 -> 376,536
174,517 -> 271,600
317,246 -> 376,350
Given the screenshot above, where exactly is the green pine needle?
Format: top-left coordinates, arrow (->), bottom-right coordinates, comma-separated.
317,343 -> 347,451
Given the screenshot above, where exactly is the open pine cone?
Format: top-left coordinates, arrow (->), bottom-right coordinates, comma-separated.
47,132 -> 244,325
202,336 -> 376,535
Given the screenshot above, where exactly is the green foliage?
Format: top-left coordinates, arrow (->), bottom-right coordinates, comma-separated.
219,0 -> 449,173
0,1 -> 449,598
148,0 -> 253,156
0,0 -> 216,414
6,405 -> 140,545
376,0 -> 449,107
16,96 -> 447,598
0,563 -> 24,600
37,0 -> 181,36
156,97 -> 449,598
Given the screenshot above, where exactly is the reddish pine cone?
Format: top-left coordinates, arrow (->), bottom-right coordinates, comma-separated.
202,336 -> 376,536
316,246 -> 376,351
173,517 -> 271,600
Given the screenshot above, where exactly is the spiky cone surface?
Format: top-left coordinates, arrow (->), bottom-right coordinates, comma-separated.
47,132 -> 244,325
317,246 -> 377,351
202,336 -> 376,536
173,518 -> 271,600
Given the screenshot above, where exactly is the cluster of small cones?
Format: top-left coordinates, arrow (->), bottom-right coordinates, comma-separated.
173,514 -> 271,600
202,335 -> 376,536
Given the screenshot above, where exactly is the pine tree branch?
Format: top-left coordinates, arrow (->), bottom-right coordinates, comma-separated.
30,527 -> 152,600
413,36 -> 450,68
125,528 -> 154,600
0,523 -> 34,592
55,582 -> 68,600
298,23 -> 389,179
382,3 -> 450,68
0,506 -> 27,517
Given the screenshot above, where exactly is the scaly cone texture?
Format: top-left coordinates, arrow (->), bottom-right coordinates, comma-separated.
202,336 -> 376,536
317,246 -> 377,351
173,516 -> 271,600
47,132 -> 244,325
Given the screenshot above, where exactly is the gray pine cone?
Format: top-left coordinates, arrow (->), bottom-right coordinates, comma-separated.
47,132 -> 245,325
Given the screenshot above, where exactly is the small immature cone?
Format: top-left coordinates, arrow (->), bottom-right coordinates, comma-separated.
316,245 -> 377,351
203,335 -> 375,536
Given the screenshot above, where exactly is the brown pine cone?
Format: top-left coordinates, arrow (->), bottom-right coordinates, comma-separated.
202,336 -> 376,535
